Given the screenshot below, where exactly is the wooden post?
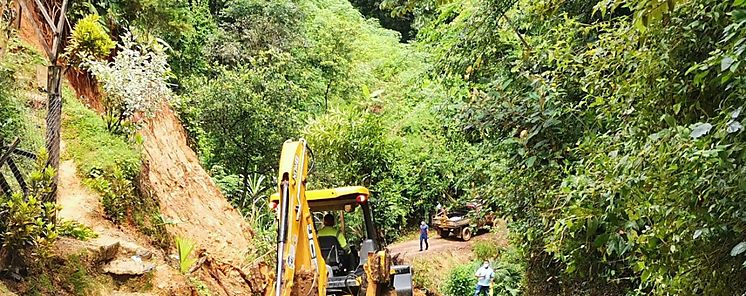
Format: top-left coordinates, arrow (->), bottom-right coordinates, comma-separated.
15,2 -> 21,30
0,0 -> 7,59
339,211 -> 345,237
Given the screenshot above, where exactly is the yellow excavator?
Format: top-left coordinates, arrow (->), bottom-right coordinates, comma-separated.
266,139 -> 413,296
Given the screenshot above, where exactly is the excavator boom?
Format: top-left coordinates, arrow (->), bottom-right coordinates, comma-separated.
270,139 -> 327,296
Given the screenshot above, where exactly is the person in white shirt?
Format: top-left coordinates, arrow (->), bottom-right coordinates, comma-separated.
474,260 -> 494,296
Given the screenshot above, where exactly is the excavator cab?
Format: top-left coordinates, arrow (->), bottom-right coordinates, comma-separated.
270,186 -> 413,295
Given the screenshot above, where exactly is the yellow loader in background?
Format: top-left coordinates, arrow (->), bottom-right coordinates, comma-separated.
266,139 -> 413,296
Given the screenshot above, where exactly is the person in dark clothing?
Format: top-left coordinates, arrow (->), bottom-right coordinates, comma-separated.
419,221 -> 429,251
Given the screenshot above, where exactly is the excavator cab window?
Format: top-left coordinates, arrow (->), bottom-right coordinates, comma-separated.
318,236 -> 347,274
315,210 -> 363,276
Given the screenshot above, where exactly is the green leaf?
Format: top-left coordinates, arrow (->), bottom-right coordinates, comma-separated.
731,241 -> 746,257
673,103 -> 681,115
721,56 -> 735,72
662,114 -> 676,127
176,236 -> 197,273
690,122 -> 713,139
641,269 -> 652,282
693,69 -> 710,85
526,156 -> 537,168
693,229 -> 703,239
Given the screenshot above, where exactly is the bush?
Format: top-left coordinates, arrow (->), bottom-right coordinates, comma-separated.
443,261 -> 479,296
492,247 -> 524,296
443,247 -> 524,296
473,240 -> 499,261
63,14 -> 115,68
0,152 -> 58,270
83,167 -> 135,224
58,220 -> 98,241
86,32 -> 173,134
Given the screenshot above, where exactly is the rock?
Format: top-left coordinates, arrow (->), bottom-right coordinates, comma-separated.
91,242 -> 121,263
103,258 -> 155,276
136,249 -> 153,259
54,238 -> 120,265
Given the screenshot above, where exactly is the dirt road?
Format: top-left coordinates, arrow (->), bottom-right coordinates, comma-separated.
387,223 -> 508,263
388,235 -> 475,261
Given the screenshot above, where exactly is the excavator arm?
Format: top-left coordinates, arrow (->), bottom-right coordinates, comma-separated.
269,139 -> 328,296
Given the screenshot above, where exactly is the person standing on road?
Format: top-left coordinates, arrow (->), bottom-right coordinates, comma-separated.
419,221 -> 429,251
474,261 -> 494,296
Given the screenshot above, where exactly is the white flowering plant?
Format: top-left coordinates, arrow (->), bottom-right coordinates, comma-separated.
86,32 -> 173,134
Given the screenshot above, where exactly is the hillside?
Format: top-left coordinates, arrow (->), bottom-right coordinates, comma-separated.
139,105 -> 264,294
0,8 -> 265,295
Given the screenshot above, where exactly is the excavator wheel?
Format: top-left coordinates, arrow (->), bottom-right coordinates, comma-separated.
460,227 -> 472,241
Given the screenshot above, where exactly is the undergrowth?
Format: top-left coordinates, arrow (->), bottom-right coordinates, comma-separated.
437,245 -> 524,296
190,277 -> 212,296
17,252 -> 110,296
473,240 -> 498,261
0,38 -> 46,177
0,152 -> 58,272
58,220 -> 98,241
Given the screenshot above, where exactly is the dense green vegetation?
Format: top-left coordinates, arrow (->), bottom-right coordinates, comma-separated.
408,0 -> 746,294
61,0 -> 746,293
0,39 -> 45,155
2,0 -> 746,293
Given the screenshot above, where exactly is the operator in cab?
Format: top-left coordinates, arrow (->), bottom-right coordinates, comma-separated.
318,213 -> 349,252
318,213 -> 351,269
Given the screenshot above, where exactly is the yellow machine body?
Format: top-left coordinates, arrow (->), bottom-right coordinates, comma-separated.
267,139 -> 411,296
269,139 -> 328,296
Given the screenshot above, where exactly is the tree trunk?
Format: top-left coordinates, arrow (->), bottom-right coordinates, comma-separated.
45,64 -> 62,202
42,0 -> 70,209
324,78 -> 333,111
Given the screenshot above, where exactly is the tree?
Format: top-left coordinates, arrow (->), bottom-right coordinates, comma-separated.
183,52 -> 305,196
205,0 -> 304,67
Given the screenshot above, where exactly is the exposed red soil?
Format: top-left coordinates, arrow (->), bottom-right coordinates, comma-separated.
65,68 -> 104,111
138,105 -> 265,295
